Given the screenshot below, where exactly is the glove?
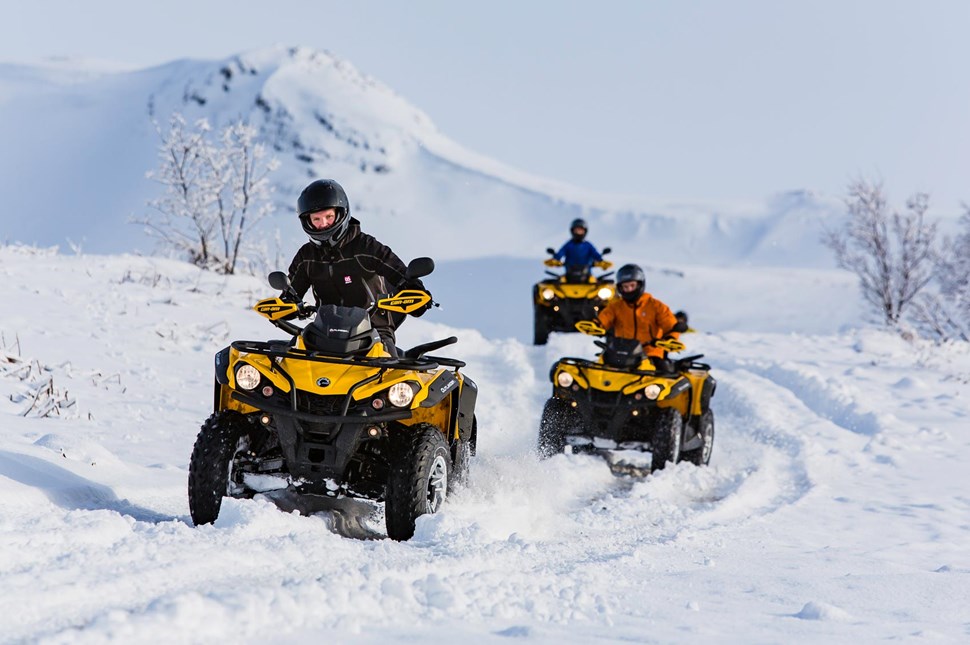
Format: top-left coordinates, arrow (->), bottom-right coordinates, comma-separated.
544,258 -> 563,267
410,291 -> 433,317
594,260 -> 613,270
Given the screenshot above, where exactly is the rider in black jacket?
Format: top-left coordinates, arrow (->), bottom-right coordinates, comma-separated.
286,179 -> 426,354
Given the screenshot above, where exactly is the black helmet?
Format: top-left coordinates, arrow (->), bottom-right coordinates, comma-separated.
297,179 -> 351,246
570,218 -> 587,243
616,263 -> 645,302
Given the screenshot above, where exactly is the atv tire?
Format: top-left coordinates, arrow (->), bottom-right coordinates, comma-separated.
188,411 -> 253,525
534,309 -> 550,345
537,398 -> 571,458
651,407 -> 683,472
385,424 -> 451,541
681,409 -> 714,466
450,436 -> 472,489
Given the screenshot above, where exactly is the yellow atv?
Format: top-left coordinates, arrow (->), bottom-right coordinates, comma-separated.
537,321 -> 715,475
532,247 -> 615,345
188,258 -> 478,541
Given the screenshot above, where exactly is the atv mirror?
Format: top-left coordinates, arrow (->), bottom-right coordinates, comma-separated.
546,247 -> 556,255
602,247 -> 612,255
267,271 -> 291,291
406,257 -> 435,280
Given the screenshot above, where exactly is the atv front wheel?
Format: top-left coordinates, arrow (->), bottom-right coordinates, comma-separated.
188,411 -> 253,525
385,425 -> 451,541
537,398 -> 571,458
651,407 -> 683,472
681,409 -> 714,466
450,437 -> 471,489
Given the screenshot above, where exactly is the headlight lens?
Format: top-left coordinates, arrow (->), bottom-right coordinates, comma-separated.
235,364 -> 261,391
388,382 -> 416,407
643,384 -> 662,400
557,371 -> 574,387
541,288 -> 556,300
597,287 -> 614,300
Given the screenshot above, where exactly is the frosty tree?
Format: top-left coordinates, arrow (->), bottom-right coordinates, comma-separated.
823,178 -> 937,326
910,206 -> 970,341
139,113 -> 280,274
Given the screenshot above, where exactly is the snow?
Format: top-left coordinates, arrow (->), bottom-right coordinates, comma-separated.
1,244 -> 968,643
1,43 -> 969,644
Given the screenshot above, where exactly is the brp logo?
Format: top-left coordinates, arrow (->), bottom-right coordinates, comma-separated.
316,377 -> 331,388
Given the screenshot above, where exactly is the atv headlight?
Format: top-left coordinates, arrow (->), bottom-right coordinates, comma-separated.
597,287 -> 614,300
235,364 -> 261,391
643,384 -> 662,400
388,382 -> 416,407
541,288 -> 556,301
557,371 -> 574,387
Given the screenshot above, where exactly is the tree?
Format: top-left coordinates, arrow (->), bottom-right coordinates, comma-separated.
822,179 -> 937,326
138,113 -> 280,274
910,206 -> 970,341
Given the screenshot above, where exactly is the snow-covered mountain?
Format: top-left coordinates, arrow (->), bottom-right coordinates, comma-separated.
0,46 -> 844,267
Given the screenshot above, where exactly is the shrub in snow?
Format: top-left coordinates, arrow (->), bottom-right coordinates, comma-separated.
1,335 -> 78,419
910,207 -> 970,342
822,178 -> 936,326
137,113 -> 280,275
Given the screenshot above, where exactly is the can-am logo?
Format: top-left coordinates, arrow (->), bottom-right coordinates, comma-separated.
316,377 -> 331,387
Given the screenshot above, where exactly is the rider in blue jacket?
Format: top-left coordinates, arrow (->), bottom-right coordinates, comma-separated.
554,218 -> 602,280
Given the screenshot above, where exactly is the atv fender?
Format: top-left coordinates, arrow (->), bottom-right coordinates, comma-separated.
457,375 -> 478,445
420,371 -> 460,409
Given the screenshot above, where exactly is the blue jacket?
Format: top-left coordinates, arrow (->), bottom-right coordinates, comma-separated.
555,240 -> 602,268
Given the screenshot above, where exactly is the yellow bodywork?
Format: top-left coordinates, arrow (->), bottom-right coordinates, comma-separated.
220,316 -> 457,438
253,297 -> 300,321
553,358 -> 709,418
536,281 -> 615,303
377,290 -> 432,314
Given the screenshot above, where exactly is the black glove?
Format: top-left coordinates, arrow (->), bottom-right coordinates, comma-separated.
410,291 -> 433,317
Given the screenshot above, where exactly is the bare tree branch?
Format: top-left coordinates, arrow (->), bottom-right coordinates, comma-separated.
822,178 -> 938,326
133,113 -> 278,274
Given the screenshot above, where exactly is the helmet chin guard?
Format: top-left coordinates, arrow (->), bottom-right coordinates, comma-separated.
297,179 -> 351,245
300,210 -> 349,246
616,263 -> 645,302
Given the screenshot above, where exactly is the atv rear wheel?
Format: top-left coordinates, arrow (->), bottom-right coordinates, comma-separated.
651,407 -> 683,472
537,398 -> 571,458
534,308 -> 550,345
681,409 -> 714,466
188,411 -> 253,525
385,425 -> 451,541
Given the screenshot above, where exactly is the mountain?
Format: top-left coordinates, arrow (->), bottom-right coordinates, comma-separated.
0,46 -> 845,267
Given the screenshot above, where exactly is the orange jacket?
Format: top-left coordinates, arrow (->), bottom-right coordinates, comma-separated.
597,292 -> 679,358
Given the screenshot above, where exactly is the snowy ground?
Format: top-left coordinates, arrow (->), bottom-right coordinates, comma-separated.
1,244 -> 969,643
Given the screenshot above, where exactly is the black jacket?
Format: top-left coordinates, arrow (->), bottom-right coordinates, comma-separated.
287,218 -> 416,338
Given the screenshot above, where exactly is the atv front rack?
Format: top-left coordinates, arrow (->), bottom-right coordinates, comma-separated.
232,339 -> 451,371
554,355 -> 711,378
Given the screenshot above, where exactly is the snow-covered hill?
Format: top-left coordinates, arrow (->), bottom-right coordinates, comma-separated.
1,244 -> 968,643
0,47 -> 846,268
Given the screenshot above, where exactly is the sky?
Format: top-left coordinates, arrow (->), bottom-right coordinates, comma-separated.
4,0 -> 970,208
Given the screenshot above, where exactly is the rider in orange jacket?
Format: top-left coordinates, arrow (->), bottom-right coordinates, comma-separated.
596,263 -> 684,362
